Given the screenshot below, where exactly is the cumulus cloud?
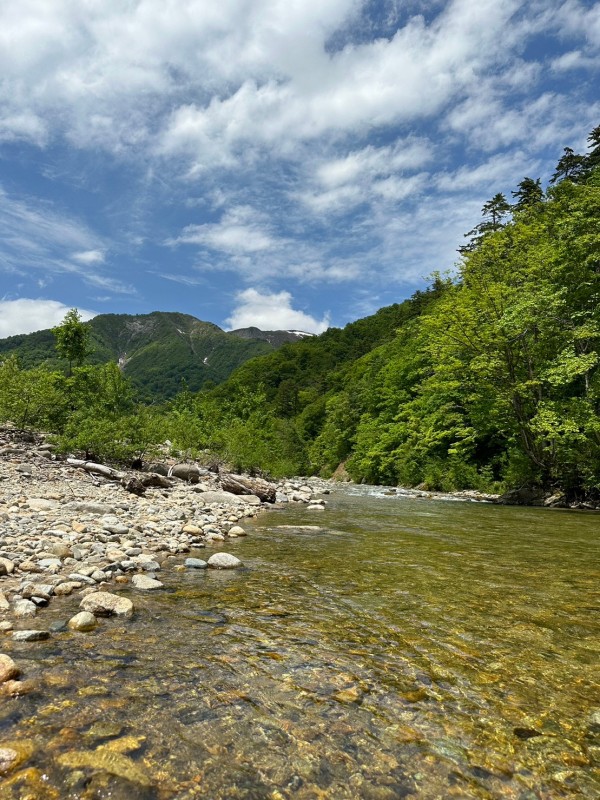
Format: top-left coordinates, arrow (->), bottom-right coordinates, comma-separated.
225,288 -> 330,333
0,298 -> 96,337
170,206 -> 276,255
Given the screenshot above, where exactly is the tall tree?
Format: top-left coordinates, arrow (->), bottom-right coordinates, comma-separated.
512,177 -> 543,211
459,193 -> 511,254
550,146 -> 586,184
52,309 -> 92,376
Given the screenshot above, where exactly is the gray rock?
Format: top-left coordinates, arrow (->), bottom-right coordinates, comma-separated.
199,491 -> 245,505
38,558 -> 62,569
131,575 -> 164,590
169,464 -> 201,482
68,573 -> 97,585
16,464 -> 34,475
184,558 -> 208,569
68,611 -> 98,632
138,560 -> 161,572
12,630 -> 50,642
13,599 -> 37,618
207,552 -> 242,569
27,498 -> 59,511
80,591 -> 134,618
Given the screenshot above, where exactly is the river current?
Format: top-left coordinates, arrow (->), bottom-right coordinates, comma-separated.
1,487 -> 598,799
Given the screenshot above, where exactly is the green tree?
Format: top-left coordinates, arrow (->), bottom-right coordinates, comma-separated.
512,177 -> 543,211
52,309 -> 92,375
550,146 -> 586,184
460,193 -> 512,254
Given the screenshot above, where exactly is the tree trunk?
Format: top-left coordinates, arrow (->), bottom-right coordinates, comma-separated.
220,473 -> 277,503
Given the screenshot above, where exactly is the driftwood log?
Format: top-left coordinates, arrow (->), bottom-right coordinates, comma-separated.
220,473 -> 277,503
67,459 -> 173,492
66,459 -> 125,480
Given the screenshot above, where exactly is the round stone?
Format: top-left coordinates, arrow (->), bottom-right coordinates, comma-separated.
68,611 -> 98,632
207,552 -> 242,569
184,558 -> 208,569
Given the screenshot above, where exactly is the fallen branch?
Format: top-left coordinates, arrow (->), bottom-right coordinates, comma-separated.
220,473 -> 277,503
66,459 -> 126,481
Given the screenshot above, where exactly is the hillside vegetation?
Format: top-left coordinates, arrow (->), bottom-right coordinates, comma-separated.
0,312 -> 280,400
1,126 -> 599,499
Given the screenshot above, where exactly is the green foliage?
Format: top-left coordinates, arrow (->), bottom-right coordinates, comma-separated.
0,356 -> 66,430
52,309 -> 92,375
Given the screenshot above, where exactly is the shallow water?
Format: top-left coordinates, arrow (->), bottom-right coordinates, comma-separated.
1,488 -> 599,799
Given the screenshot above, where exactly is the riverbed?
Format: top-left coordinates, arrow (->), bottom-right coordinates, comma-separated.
1,486 -> 598,799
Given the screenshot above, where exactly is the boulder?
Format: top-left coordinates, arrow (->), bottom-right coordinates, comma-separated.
80,592 -> 134,618
198,490 -> 245,505
207,553 -> 242,569
169,464 -> 201,483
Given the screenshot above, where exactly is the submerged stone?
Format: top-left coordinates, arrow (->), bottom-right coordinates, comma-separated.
57,747 -> 152,786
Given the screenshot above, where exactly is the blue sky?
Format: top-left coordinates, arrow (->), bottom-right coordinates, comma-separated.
0,0 -> 598,337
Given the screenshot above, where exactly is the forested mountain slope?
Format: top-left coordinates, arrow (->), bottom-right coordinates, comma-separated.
197,126 -> 600,497
0,312 -> 302,400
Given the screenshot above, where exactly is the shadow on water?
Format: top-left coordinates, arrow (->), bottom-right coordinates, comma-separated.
1,487 -> 599,798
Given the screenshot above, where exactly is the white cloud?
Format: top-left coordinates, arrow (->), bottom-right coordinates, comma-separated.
0,298 -> 96,337
225,288 -> 330,333
170,206 -> 276,255
72,249 -> 106,265
300,139 -> 431,213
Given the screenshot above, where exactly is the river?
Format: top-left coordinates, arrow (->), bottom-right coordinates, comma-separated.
1,486 -> 598,799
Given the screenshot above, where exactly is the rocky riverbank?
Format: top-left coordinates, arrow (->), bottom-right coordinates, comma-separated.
0,424 -> 325,693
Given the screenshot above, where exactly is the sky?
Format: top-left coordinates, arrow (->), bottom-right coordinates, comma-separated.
0,0 -> 599,337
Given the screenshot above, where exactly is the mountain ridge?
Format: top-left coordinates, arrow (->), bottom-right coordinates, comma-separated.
0,311 -> 311,400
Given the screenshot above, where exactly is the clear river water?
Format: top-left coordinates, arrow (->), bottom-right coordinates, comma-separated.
1,487 -> 599,799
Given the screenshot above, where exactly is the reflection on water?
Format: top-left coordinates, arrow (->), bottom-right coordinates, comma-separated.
1,489 -> 599,798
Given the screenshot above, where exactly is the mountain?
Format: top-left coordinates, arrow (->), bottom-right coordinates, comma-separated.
229,327 -> 316,347
0,312 -> 308,401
